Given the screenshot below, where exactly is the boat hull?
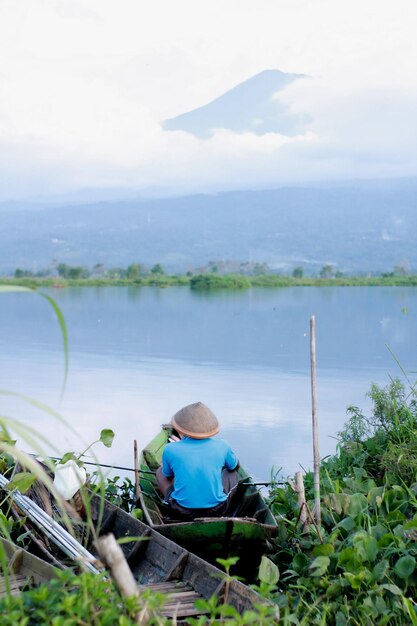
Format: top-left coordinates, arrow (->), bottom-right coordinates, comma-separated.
0,537 -> 59,598
3,473 -> 267,618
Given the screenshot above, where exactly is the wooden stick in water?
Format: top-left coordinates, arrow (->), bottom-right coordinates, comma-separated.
295,471 -> 308,531
310,315 -> 321,525
134,440 -> 140,505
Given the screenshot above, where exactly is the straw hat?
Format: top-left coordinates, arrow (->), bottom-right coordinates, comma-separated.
171,402 -> 220,439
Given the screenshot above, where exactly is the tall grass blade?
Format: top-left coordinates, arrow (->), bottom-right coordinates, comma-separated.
0,286 -> 33,293
39,292 -> 69,401
386,344 -> 417,397
0,286 -> 69,400
0,391 -> 77,436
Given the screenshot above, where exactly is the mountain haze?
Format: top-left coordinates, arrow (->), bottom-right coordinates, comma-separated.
2,180 -> 417,275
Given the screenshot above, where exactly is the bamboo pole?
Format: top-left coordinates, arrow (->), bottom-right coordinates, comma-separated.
96,533 -> 150,624
310,315 -> 321,524
134,440 -> 140,505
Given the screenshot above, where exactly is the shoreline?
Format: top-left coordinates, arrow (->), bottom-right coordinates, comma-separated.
2,273 -> 417,290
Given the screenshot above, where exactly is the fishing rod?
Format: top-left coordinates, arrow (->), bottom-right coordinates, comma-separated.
30,455 -> 156,476
31,456 -> 285,486
242,481 -> 287,487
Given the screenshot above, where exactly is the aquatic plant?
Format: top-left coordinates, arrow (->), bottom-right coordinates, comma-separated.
268,378 -> 417,624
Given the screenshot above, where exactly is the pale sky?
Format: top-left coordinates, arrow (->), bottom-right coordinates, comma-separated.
1,0 -> 417,199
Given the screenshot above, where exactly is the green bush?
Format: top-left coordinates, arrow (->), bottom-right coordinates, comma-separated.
268,379 -> 417,624
0,571 -> 166,626
190,274 -> 251,290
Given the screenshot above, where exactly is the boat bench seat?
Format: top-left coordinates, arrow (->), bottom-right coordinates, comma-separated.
0,574 -> 32,598
139,580 -> 210,618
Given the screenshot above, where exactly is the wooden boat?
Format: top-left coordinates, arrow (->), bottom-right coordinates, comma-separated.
0,537 -> 59,598
139,425 -> 278,579
90,494 -> 269,618
4,476 -> 268,619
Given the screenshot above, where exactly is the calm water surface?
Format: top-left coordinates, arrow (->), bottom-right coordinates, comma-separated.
1,286 -> 416,480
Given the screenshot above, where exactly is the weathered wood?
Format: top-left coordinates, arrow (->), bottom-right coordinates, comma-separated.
10,474 -> 268,616
96,534 -> 139,598
310,315 -> 321,524
126,530 -> 151,564
1,538 -> 59,587
8,548 -> 24,574
95,495 -> 265,612
140,581 -> 192,592
213,579 -> 226,602
164,590 -> 200,600
0,539 -> 59,598
100,508 -> 118,534
163,552 -> 189,581
144,533 -> 184,572
0,575 -> 29,593
161,605 -> 210,618
295,471 -> 308,530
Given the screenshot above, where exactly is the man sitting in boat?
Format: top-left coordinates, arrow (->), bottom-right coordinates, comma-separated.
156,402 -> 239,521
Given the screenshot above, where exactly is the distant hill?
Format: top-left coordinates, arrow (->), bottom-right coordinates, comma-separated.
163,69 -> 308,137
1,179 -> 417,275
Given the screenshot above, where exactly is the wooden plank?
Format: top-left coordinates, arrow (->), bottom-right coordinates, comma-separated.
8,548 -> 24,574
163,551 -> 188,581
161,604 -> 210,617
164,591 -> 200,601
166,589 -> 200,597
182,553 -> 224,598
0,574 -> 31,598
145,538 -> 185,573
100,509 -> 118,534
0,539 -> 59,584
140,581 -> 192,592
126,530 -> 151,564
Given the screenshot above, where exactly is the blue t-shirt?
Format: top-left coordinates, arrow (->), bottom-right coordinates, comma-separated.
161,437 -> 238,509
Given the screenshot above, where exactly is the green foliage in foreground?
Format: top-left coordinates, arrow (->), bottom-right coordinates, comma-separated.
0,567 -> 279,625
268,378 -> 417,625
0,571 -> 161,626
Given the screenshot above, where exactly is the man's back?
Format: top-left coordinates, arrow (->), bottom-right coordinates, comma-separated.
162,437 -> 238,509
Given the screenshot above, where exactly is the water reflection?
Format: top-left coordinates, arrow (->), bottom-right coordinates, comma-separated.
0,286 -> 415,478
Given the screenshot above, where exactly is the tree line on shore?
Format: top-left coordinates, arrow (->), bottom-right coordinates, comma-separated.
9,259 -> 415,283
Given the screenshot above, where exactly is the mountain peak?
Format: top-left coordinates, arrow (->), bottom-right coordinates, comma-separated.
163,69 -> 308,138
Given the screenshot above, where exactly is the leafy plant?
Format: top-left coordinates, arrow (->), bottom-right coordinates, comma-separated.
60,428 -> 116,466
0,570 -> 167,626
89,473 -> 137,512
267,378 -> 417,624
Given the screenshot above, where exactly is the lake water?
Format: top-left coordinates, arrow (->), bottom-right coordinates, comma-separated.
0,286 -> 416,481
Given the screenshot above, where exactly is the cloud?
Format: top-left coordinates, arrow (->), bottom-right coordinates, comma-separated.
1,0 -> 417,199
